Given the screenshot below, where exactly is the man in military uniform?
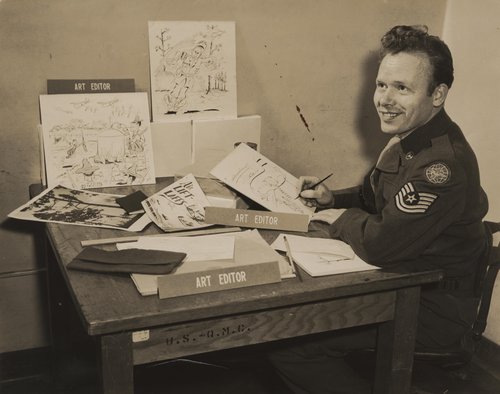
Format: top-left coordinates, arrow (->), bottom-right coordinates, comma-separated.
269,25 -> 489,393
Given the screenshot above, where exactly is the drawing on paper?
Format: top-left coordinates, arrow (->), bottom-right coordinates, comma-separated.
40,92 -> 155,189
210,143 -> 315,215
148,21 -> 237,121
142,174 -> 212,231
8,185 -> 148,232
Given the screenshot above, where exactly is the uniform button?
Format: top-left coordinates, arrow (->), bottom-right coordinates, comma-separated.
405,152 -> 414,160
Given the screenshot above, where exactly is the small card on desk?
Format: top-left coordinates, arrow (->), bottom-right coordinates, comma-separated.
116,190 -> 148,214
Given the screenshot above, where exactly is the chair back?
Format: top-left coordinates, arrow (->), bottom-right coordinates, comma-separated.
472,221 -> 500,338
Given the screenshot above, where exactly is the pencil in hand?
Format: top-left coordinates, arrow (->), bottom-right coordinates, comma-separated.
296,173 -> 333,199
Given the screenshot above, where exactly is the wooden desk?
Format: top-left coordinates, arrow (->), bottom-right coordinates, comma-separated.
41,181 -> 442,394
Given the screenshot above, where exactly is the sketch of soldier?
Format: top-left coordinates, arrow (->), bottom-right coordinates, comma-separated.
164,41 -> 208,112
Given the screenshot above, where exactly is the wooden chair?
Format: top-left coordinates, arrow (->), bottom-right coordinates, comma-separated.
348,221 -> 500,380
413,220 -> 500,373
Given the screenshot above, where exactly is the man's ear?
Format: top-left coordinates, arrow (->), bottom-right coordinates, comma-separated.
432,83 -> 449,107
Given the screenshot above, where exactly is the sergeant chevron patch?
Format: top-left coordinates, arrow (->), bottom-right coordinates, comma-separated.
394,182 -> 438,214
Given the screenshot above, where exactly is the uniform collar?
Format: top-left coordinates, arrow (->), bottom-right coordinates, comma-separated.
399,109 -> 452,155
375,138 -> 402,172
375,109 -> 453,173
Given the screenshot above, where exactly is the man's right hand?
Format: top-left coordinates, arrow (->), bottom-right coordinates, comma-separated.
298,176 -> 334,207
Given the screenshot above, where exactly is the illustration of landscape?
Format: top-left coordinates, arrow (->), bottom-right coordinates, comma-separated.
40,92 -> 156,189
149,21 -> 237,121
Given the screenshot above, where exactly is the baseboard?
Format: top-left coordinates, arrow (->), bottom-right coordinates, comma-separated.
2,339 -> 498,385
0,346 -> 50,384
474,337 -> 500,380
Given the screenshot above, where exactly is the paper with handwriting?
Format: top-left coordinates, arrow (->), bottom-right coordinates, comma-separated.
141,173 -> 211,231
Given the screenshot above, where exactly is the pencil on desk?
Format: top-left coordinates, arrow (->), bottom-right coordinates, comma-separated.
80,226 -> 242,247
283,235 -> 302,281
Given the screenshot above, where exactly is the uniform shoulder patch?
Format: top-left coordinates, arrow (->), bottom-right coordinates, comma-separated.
394,182 -> 438,214
425,162 -> 450,184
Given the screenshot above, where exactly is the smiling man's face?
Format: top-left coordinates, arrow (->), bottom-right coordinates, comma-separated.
374,52 -> 438,135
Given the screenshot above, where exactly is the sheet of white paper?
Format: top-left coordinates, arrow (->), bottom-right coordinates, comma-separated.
210,143 -> 315,215
290,251 -> 379,277
271,233 -> 379,277
123,234 -> 235,262
272,233 -> 354,259
142,173 -> 211,231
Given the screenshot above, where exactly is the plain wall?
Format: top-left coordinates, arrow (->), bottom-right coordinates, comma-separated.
442,0 -> 500,344
0,0 -> 448,352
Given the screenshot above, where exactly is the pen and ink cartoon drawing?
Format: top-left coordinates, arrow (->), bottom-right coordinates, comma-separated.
8,185 -> 148,231
148,21 -> 237,121
210,143 -> 315,215
142,173 -> 212,231
40,93 -> 155,189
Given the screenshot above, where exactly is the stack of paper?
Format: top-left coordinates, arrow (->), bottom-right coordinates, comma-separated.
120,230 -> 293,296
272,234 -> 379,277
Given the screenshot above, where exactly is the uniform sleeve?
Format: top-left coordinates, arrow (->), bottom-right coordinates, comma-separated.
329,159 -> 467,266
330,186 -> 363,209
331,173 -> 376,212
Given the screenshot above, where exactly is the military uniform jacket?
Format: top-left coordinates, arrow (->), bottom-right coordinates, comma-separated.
329,110 -> 489,348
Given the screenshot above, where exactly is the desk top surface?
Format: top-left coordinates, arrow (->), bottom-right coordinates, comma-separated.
43,179 -> 443,336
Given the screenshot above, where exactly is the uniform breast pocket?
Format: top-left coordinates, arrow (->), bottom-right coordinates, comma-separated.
378,174 -> 399,205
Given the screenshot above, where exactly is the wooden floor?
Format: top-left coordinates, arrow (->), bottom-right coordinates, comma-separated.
2,344 -> 500,394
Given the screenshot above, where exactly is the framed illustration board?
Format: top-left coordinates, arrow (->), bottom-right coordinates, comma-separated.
148,21 -> 237,122
39,92 -> 155,189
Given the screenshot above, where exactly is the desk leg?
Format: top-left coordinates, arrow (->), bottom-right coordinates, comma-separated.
46,238 -> 97,389
374,286 -> 420,394
99,332 -> 134,394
